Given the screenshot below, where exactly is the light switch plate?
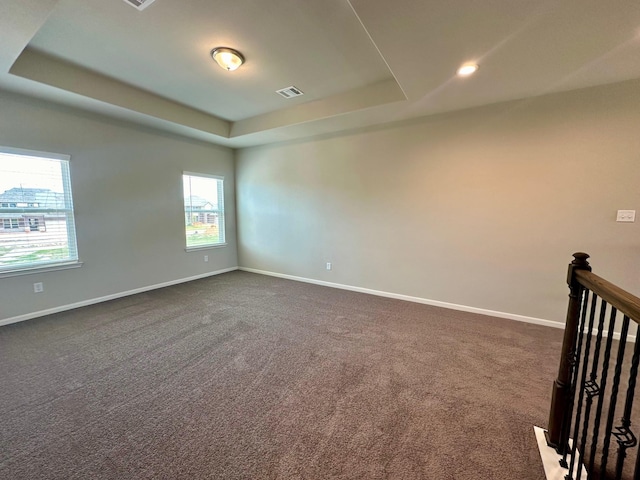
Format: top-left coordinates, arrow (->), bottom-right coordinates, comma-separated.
616,210 -> 636,222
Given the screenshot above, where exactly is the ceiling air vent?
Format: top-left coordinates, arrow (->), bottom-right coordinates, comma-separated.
276,86 -> 304,99
122,0 -> 157,11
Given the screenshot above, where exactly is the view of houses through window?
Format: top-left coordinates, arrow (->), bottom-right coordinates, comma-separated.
182,173 -> 225,249
0,148 -> 78,272
0,159 -> 225,272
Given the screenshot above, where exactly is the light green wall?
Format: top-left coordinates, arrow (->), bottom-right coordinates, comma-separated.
235,80 -> 640,322
0,92 -> 237,322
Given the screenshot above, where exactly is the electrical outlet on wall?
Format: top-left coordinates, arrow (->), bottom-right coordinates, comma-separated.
326,262 -> 332,270
33,282 -> 44,293
204,255 -> 209,262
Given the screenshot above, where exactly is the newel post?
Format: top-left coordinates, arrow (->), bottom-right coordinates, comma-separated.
546,252 -> 592,452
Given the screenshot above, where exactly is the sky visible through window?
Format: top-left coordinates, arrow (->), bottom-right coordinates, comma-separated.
183,174 -> 219,206
0,153 -> 64,193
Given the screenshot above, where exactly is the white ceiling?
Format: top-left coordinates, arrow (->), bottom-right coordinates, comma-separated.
2,0 -> 640,148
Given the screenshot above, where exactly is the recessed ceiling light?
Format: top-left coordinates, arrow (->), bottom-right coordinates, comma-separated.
211,47 -> 244,71
457,63 -> 479,77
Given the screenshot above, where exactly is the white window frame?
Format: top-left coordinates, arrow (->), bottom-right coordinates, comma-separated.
182,172 -> 226,251
0,146 -> 81,277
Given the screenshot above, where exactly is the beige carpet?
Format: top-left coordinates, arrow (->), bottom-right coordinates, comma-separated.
0,271 -> 563,479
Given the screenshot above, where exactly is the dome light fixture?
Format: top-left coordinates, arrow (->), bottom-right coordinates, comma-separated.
457,63 -> 479,77
211,47 -> 244,71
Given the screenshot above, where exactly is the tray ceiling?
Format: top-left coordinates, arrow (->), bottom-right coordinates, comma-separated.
1,0 -> 640,147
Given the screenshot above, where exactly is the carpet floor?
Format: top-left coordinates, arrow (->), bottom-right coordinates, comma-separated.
0,271 -> 563,479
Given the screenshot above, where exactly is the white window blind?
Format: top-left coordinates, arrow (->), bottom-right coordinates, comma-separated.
182,173 -> 225,249
0,147 -> 79,273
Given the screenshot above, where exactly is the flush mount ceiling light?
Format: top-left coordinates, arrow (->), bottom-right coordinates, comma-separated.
211,47 -> 244,71
457,63 -> 479,77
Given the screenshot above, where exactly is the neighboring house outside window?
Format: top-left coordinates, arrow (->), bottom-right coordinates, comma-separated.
0,188 -> 64,233
0,147 -> 79,274
182,173 -> 225,249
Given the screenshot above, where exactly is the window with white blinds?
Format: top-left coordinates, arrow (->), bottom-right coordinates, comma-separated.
0,147 -> 79,273
183,173 -> 225,249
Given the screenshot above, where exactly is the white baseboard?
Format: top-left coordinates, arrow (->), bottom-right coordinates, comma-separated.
534,426 -> 587,480
4,266 -> 634,343
0,266 -> 239,327
238,267 -> 566,330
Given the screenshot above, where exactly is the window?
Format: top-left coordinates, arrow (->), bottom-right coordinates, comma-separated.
182,173 -> 225,249
0,147 -> 79,273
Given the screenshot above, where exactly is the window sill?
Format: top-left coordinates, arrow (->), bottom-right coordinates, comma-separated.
0,261 -> 84,279
185,243 -> 227,252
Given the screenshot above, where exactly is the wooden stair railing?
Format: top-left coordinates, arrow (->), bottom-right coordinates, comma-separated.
547,253 -> 640,480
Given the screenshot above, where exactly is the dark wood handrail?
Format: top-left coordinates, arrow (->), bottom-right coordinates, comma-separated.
575,270 -> 640,323
547,253 -> 640,480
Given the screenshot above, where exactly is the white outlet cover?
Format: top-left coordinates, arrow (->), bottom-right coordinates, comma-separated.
616,210 -> 636,222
